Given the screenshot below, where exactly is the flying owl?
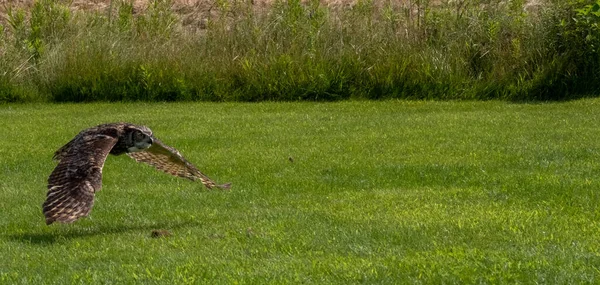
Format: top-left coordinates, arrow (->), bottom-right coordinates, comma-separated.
43,122 -> 231,225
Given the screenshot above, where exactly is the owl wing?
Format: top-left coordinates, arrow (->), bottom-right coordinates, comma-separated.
43,134 -> 118,225
127,137 -> 231,190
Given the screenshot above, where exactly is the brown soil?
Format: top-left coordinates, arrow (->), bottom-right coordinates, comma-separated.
0,0 -> 364,30
0,1 -> 359,18
0,0 -> 543,28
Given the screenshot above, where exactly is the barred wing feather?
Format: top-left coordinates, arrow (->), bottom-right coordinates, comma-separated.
127,138 -> 231,190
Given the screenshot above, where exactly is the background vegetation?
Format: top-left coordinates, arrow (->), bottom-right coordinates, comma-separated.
0,0 -> 599,102
2,100 -> 600,283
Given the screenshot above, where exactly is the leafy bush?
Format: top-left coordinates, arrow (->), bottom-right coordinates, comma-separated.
550,0 -> 600,97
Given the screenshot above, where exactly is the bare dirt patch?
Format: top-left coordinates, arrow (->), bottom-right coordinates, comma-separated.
0,0 -> 365,29
0,0 -> 543,30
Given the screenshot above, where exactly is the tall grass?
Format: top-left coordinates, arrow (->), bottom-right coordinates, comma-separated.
0,0 -> 599,102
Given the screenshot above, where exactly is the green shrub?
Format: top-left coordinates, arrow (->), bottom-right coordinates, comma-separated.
555,0 -> 600,97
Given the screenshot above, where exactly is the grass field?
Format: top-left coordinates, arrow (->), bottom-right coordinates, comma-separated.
1,100 -> 600,283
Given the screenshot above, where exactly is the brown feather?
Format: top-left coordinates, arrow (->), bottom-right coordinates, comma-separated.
44,122 -> 230,225
44,134 -> 118,224
127,138 -> 231,190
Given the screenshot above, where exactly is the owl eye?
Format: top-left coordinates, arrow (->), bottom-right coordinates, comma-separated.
134,131 -> 146,141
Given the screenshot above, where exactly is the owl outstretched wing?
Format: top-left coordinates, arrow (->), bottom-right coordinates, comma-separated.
43,134 -> 118,225
127,137 -> 231,190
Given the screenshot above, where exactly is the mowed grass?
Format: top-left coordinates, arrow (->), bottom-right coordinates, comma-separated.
1,100 -> 600,283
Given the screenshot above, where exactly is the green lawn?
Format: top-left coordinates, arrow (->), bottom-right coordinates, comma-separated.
1,100 -> 600,283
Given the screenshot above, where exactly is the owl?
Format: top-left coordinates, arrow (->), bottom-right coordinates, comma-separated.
43,122 -> 231,225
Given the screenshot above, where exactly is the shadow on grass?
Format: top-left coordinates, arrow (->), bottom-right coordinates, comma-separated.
6,219 -> 202,245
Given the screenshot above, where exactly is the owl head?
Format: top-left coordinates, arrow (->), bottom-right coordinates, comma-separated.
126,126 -> 153,153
